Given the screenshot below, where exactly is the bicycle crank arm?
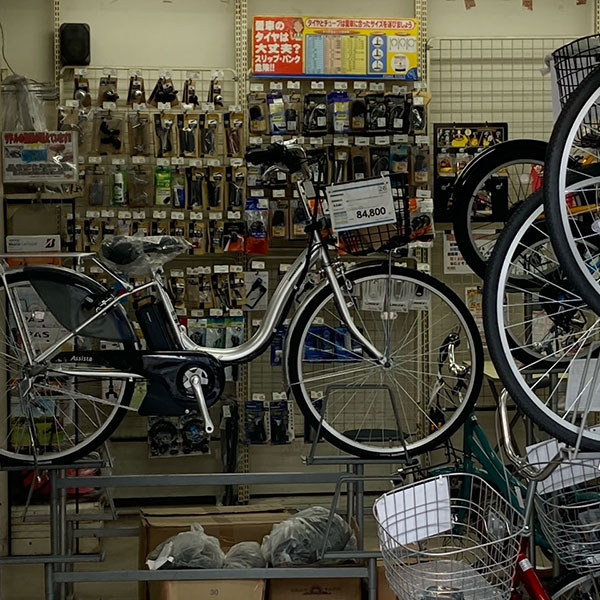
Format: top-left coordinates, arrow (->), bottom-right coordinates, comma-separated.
190,374 -> 215,434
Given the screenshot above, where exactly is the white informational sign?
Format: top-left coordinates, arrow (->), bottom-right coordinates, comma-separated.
443,229 -> 496,274
6,235 -> 61,254
374,477 -> 452,546
2,131 -> 78,183
326,176 -> 397,233
565,359 -> 600,412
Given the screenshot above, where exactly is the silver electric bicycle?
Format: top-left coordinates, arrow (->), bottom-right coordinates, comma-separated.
0,142 -> 483,465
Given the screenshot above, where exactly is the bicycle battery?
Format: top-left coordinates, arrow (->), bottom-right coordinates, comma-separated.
135,296 -> 181,351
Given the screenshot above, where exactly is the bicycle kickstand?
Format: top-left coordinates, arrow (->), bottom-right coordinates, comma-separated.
189,374 -> 215,435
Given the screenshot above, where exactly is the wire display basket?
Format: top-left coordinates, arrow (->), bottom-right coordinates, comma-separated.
374,473 -> 525,600
330,173 -> 434,256
534,458 -> 600,573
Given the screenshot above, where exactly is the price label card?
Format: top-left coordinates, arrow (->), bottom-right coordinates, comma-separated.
230,265 -> 243,273
392,85 -> 408,95
210,308 -> 224,316
102,101 -> 117,110
249,136 -> 263,146
354,81 -> 367,90
355,137 -> 370,147
153,210 -> 167,219
326,177 -> 396,233
171,157 -> 185,165
88,156 -> 102,164
370,82 -> 385,92
209,212 -> 223,220
415,135 -> 430,145
214,265 -> 229,273
190,211 -> 204,220
393,134 -> 409,143
334,81 -> 348,90
206,158 -> 221,166
132,156 -> 147,164
157,102 -> 172,110
311,81 -> 325,90
132,102 -> 147,110
375,136 -> 390,146
287,81 -> 301,90
65,100 -> 79,108
157,158 -> 170,166
228,211 -> 242,219
112,158 -> 126,165
270,81 -> 283,90
189,159 -> 203,167
250,83 -> 265,92
101,210 -> 115,218
271,135 -> 284,144
230,158 -> 244,167
416,189 -> 432,199
132,210 -> 146,219
272,189 -> 286,198
334,136 -> 349,146
118,211 -> 132,219
171,211 -> 185,220
251,261 -> 265,270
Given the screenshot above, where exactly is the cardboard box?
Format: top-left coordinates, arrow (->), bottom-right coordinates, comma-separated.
140,505 -> 290,600
269,577 -> 362,600
377,564 -> 398,600
163,580 -> 265,600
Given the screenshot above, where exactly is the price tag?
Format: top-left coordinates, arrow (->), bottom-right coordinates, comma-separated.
326,177 -> 396,233
118,211 -> 132,219
189,159 -> 203,167
85,210 -> 100,218
414,96 -> 425,106
230,158 -> 244,167
252,319 -> 263,327
132,156 -> 147,164
228,211 -> 242,219
354,81 -> 367,90
251,261 -> 265,270
334,136 -> 349,146
370,82 -> 385,92
250,83 -> 265,92
413,81 -> 427,90
132,102 -> 147,110
310,390 -> 324,400
230,308 -> 243,317
415,135 -> 430,145
419,198 -> 434,212
157,102 -> 171,110
230,265 -> 243,273
209,212 -> 223,220
355,137 -> 370,146
252,393 -> 266,401
88,156 -> 102,164
191,309 -> 204,317
181,103 -> 194,112
311,81 -> 325,90
206,158 -> 221,166
270,81 -> 283,90
153,210 -> 167,219
171,157 -> 185,165
112,158 -> 125,165
251,189 -> 265,197
65,100 -> 79,108
101,210 -> 115,218
228,105 -> 242,113
257,198 -> 269,209
132,210 -> 146,219
271,135 -> 284,144
279,263 -> 292,273
416,189 -> 432,199
190,211 -> 204,220
392,85 -> 408,95
171,269 -> 185,277
249,136 -> 263,146
375,136 -> 390,146
272,189 -> 286,198
334,81 -> 348,90
157,158 -> 170,166
310,137 -> 324,146
171,211 -> 185,220
272,392 -> 288,400
287,81 -> 301,90
214,265 -> 229,273
102,101 -> 117,110
201,102 -> 215,112
393,134 -> 409,143
210,308 -> 224,316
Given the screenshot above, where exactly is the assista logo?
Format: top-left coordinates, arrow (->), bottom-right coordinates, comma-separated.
70,356 -> 93,362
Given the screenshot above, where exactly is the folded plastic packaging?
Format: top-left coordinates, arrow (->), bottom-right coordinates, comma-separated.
146,524 -> 225,570
261,506 -> 357,566
223,541 -> 266,569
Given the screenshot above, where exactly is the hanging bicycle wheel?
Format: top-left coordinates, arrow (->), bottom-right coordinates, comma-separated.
484,188 -> 600,450
285,263 -> 483,459
0,267 -> 137,465
452,139 -> 546,279
544,67 -> 600,315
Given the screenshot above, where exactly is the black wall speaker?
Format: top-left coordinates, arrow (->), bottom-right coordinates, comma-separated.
59,23 -> 90,66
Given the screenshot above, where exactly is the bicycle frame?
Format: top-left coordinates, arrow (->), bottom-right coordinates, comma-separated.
3,153 -> 385,378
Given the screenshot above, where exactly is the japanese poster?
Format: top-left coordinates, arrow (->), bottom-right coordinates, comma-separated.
252,16 -> 419,79
2,131 -> 78,183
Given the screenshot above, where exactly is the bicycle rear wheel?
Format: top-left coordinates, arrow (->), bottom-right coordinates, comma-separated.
452,139 -> 546,279
549,572 -> 600,599
0,267 -> 137,465
285,263 -> 483,458
484,188 -> 600,450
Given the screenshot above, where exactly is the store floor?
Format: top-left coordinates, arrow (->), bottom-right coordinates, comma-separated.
0,503 -> 380,600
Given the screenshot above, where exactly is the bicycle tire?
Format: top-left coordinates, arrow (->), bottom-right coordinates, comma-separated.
0,267 -> 137,465
544,67 -> 600,315
484,188 -> 600,450
548,571 -> 600,599
285,263 -> 483,458
452,139 -> 546,279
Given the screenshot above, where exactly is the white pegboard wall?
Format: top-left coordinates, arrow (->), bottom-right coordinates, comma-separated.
427,37 -> 573,141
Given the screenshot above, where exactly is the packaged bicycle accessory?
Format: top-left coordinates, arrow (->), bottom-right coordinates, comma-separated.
223,222 -> 245,253
128,112 -> 151,155
84,216 -> 101,252
147,417 -> 179,457
85,166 -> 106,206
349,147 -> 370,180
268,93 -> 287,135
187,317 -> 206,345
328,91 -> 350,134
171,168 -> 187,208
182,78 -> 200,107
366,94 -> 387,132
412,147 -> 429,185
409,98 -> 426,134
248,94 -> 268,134
270,200 -> 288,239
151,214 -> 170,236
154,166 -> 172,205
186,278 -> 201,311
285,95 -> 302,134
188,167 -> 206,209
244,400 -> 268,445
225,317 -> 244,382
332,147 -> 350,183
245,198 -> 269,254
198,274 -> 214,309
437,152 -> 455,178
127,74 -> 146,106
290,198 -> 310,239
224,111 -> 244,157
128,165 -> 153,207
93,113 -> 123,154
148,74 -> 179,107
261,506 -> 356,566
228,167 -> 246,210
207,167 -> 226,210
208,72 -> 224,108
180,414 -> 210,455
110,167 -> 128,205
201,113 -> 220,157
73,74 -> 92,108
409,197 -> 434,243
228,272 -> 246,308
97,75 -> 119,106
168,270 -> 186,310
390,145 -> 410,174
303,93 -> 328,135
371,147 -> 391,177
386,94 -> 408,132
270,326 -> 286,366
170,212 -> 186,238
350,97 -> 366,133
102,218 -> 116,242
269,398 -> 293,444
189,219 -> 207,255
153,113 -> 176,158
177,113 -> 199,158
205,318 -> 226,347
209,219 -> 225,253
244,271 -> 268,311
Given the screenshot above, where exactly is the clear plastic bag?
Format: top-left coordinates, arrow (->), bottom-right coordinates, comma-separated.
146,523 -> 225,570
99,235 -> 190,275
1,75 -> 47,131
261,506 -> 357,566
223,541 -> 266,569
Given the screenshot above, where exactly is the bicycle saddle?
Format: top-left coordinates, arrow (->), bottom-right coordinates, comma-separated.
100,235 -> 190,274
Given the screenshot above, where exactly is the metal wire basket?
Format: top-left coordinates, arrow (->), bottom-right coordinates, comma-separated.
534,458 -> 600,573
374,473 -> 525,600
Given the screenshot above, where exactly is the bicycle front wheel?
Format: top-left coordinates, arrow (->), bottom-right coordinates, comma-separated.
285,264 -> 483,458
0,267 -> 137,465
549,572 -> 600,600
